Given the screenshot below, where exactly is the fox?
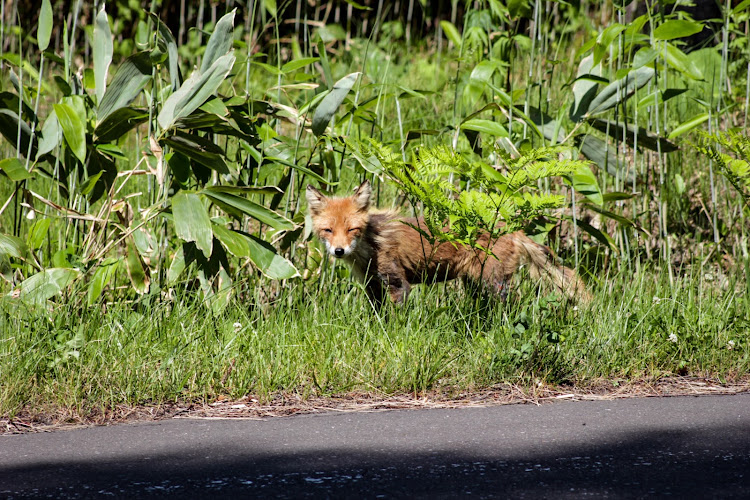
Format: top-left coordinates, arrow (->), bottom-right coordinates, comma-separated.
306,180 -> 589,305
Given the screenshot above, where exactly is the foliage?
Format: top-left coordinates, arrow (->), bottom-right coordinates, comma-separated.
695,131 -> 750,210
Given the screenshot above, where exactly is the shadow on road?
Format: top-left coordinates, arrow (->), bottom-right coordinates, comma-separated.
3,418 -> 749,498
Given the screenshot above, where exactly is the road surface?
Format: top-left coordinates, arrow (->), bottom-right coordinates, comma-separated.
2,393 -> 749,498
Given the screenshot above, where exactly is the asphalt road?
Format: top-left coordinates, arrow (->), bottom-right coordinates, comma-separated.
1,393 -> 749,499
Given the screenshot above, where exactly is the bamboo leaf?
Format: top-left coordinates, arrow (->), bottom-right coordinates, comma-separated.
149,13 -> 180,91
15,268 -> 80,305
162,132 -> 231,174
312,72 -> 360,136
201,9 -> 236,74
202,188 -> 295,230
0,233 -> 28,259
565,164 -> 603,206
664,43 -> 703,80
87,258 -> 119,305
215,226 -> 300,279
570,54 -> 601,122
0,158 -> 32,181
460,118 -> 509,138
38,0 -> 53,52
653,19 -> 704,41
172,192 -> 213,258
125,239 -> 150,294
586,67 -> 654,117
36,109 -> 61,159
440,21 -> 462,48
53,103 -> 87,163
97,52 -> 152,123
157,52 -> 236,131
94,107 -> 149,142
281,57 -> 319,73
668,113 -> 709,139
589,118 -> 679,153
576,134 -> 635,184
93,4 -> 113,103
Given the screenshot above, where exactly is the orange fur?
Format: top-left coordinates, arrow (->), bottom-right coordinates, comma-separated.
307,181 -> 589,305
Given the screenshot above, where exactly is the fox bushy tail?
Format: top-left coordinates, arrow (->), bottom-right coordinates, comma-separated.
518,235 -> 590,302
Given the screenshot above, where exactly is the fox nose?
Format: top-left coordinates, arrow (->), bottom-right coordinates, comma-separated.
334,247 -> 345,257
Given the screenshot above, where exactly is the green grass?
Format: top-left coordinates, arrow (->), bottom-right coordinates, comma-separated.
2,263 -> 747,420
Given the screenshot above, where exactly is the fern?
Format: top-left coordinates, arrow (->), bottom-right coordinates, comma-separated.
695,131 -> 750,210
348,139 -> 591,257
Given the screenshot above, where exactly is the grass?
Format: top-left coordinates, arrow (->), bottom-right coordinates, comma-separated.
1,3 -> 749,422
2,262 -> 747,421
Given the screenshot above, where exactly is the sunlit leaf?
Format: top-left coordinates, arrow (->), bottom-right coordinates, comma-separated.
93,4 -> 113,103
172,191 -> 213,258
202,188 -> 295,230
0,158 -> 32,181
15,268 -> 80,305
201,9 -> 236,73
97,52 -> 152,123
87,258 -> 119,305
653,19 -> 704,41
53,103 -> 87,163
38,0 -> 53,52
312,72 -> 360,136
668,113 -> 709,139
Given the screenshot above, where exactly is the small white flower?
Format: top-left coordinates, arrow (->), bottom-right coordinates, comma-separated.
704,273 -> 714,282
668,333 -> 678,343
727,340 -> 736,350
573,306 -> 579,312
652,296 -> 662,304
233,322 -> 243,332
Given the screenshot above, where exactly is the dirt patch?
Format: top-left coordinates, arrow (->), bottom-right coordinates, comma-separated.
3,376 -> 748,435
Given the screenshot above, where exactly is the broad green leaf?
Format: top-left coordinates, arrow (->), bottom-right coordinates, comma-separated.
36,109 -> 61,159
460,118 -> 509,138
577,134 -> 634,184
565,164 -> 603,206
668,113 -> 709,139
167,246 -> 186,284
97,52 -> 152,123
653,19 -> 704,41
632,46 -> 658,69
93,4 -> 113,103
570,54 -> 601,122
15,268 -> 80,305
586,67 -> 654,117
94,107 -> 149,142
212,224 -> 252,257
162,132 -> 231,174
636,88 -> 687,109
264,156 -> 334,185
27,218 -> 51,250
0,158 -> 32,181
201,9 -> 236,74
202,188 -> 295,230
664,43 -> 703,80
564,216 -> 616,251
528,107 -> 566,144
0,108 -> 35,157
464,60 -> 501,107
78,170 -> 104,196
594,24 -> 626,66
149,13 -> 180,91
263,0 -> 277,17
439,21 -> 462,49
125,239 -> 150,294
507,0 -> 532,18
157,52 -> 236,131
53,103 -> 87,162
281,57 -> 319,73
38,0 -> 53,51
172,192 -> 213,258
589,119 -> 679,153
87,258 -> 118,305
245,231 -> 299,279
0,233 -> 27,259
311,72 -> 360,136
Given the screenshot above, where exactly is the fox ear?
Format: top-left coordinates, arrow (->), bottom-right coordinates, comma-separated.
306,185 -> 327,214
352,180 -> 371,211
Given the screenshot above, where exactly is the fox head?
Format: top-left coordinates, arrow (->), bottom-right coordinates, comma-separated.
306,180 -> 371,259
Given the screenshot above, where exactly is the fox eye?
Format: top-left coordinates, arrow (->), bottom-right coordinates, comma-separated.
323,228 -> 333,233
348,228 -> 360,233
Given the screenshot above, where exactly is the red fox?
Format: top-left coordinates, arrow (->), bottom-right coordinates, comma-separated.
306,180 -> 589,305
